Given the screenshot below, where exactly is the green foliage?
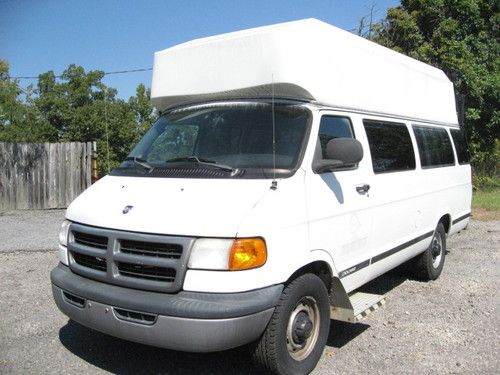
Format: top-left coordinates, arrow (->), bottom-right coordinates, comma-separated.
0,60 -> 157,176
473,175 -> 500,190
472,189 -> 500,211
128,83 -> 156,142
369,0 -> 500,176
0,60 -> 57,142
473,141 -> 500,190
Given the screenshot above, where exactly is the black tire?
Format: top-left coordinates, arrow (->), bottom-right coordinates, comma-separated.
251,273 -> 330,375
414,223 -> 446,280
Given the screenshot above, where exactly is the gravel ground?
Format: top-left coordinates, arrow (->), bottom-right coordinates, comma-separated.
0,210 -> 65,252
0,217 -> 498,374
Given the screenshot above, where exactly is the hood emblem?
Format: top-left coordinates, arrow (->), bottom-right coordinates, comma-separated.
122,205 -> 133,214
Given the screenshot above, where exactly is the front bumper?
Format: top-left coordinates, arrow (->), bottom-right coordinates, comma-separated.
51,263 -> 282,352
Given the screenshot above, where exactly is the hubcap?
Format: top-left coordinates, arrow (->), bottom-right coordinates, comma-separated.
431,234 -> 442,268
286,296 -> 320,361
292,311 -> 313,344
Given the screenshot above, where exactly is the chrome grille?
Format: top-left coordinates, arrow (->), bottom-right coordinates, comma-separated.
67,223 -> 194,293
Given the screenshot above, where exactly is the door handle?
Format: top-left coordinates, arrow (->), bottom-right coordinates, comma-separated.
356,184 -> 370,193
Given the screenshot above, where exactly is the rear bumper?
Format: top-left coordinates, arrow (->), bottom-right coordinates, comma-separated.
51,263 -> 281,352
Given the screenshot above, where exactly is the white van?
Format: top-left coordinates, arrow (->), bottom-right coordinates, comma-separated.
51,19 -> 471,374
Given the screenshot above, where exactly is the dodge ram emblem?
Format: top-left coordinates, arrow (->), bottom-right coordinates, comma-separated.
122,205 -> 133,214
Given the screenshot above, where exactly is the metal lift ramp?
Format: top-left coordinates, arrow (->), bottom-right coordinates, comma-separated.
329,279 -> 386,323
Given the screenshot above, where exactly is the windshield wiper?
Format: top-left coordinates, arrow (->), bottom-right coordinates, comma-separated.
165,156 -> 237,173
124,156 -> 154,172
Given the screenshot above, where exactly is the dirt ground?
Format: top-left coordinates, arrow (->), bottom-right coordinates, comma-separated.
472,207 -> 500,221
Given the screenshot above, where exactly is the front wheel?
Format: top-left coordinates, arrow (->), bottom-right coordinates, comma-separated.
251,273 -> 330,375
414,223 -> 446,280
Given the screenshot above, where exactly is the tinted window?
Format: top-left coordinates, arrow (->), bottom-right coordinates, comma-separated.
413,125 -> 455,168
450,128 -> 471,164
318,116 -> 353,158
363,120 -> 416,173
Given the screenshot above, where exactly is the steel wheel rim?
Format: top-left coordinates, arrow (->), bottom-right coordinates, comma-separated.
431,234 -> 443,268
286,296 -> 321,361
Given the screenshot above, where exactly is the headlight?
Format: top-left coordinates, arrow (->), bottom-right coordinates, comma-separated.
58,220 -> 72,266
59,220 -> 71,246
188,237 -> 267,271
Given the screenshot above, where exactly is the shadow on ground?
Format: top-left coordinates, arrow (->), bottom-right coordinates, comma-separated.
59,320 -> 257,375
59,270 -> 409,374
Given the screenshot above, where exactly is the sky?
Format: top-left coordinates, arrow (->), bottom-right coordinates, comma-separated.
0,0 -> 400,99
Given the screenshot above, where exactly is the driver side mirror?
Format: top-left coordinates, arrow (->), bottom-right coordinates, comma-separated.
313,138 -> 363,173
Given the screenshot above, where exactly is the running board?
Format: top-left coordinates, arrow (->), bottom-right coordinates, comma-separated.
330,292 -> 386,323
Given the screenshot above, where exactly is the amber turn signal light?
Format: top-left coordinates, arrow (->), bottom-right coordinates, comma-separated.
228,238 -> 267,271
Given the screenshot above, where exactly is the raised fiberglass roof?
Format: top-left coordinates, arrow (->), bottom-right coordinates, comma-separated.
151,18 -> 458,125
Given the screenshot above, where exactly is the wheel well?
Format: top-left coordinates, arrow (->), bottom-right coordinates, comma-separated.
286,261 -> 333,292
439,214 -> 451,234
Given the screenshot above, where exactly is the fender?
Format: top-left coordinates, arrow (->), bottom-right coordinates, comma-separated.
307,248 -> 339,278
305,249 -> 352,312
434,210 -> 452,234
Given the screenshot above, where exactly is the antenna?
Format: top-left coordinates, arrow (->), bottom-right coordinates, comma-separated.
103,89 -> 111,174
271,74 -> 278,190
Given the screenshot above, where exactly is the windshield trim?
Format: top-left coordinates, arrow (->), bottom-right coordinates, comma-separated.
159,98 -> 313,114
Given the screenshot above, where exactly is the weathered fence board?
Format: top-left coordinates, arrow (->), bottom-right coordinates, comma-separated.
0,142 -> 93,210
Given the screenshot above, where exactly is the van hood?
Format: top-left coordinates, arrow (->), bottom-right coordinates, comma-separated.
66,176 -> 271,237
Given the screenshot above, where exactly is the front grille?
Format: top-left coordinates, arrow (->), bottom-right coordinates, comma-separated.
67,223 -> 194,293
120,239 -> 182,259
72,252 -> 107,272
74,231 -> 108,249
117,262 -> 176,282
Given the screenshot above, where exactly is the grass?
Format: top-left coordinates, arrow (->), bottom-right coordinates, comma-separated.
472,189 -> 500,220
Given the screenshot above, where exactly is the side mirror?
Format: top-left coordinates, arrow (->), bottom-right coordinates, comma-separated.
326,138 -> 363,164
313,138 -> 363,173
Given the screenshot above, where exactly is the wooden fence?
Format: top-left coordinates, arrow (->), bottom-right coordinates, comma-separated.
0,142 -> 94,210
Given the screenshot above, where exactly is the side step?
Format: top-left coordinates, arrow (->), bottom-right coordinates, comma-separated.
330,292 -> 385,323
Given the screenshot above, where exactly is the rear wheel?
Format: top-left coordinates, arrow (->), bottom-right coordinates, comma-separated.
251,273 -> 330,375
414,223 -> 446,280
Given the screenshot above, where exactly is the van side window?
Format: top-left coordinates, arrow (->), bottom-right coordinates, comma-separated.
318,116 -> 353,158
363,120 -> 416,173
449,128 -> 471,165
413,125 -> 455,168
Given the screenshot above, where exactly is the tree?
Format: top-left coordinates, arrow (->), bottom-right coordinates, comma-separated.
128,83 -> 157,144
0,62 -> 158,176
0,60 -> 56,142
369,0 -> 499,175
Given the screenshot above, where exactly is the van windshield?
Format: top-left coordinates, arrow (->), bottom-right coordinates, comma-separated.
113,102 -> 311,179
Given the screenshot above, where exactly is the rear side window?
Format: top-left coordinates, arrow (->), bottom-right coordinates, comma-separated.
318,116 -> 354,158
450,129 -> 471,164
413,125 -> 455,168
363,120 -> 416,173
